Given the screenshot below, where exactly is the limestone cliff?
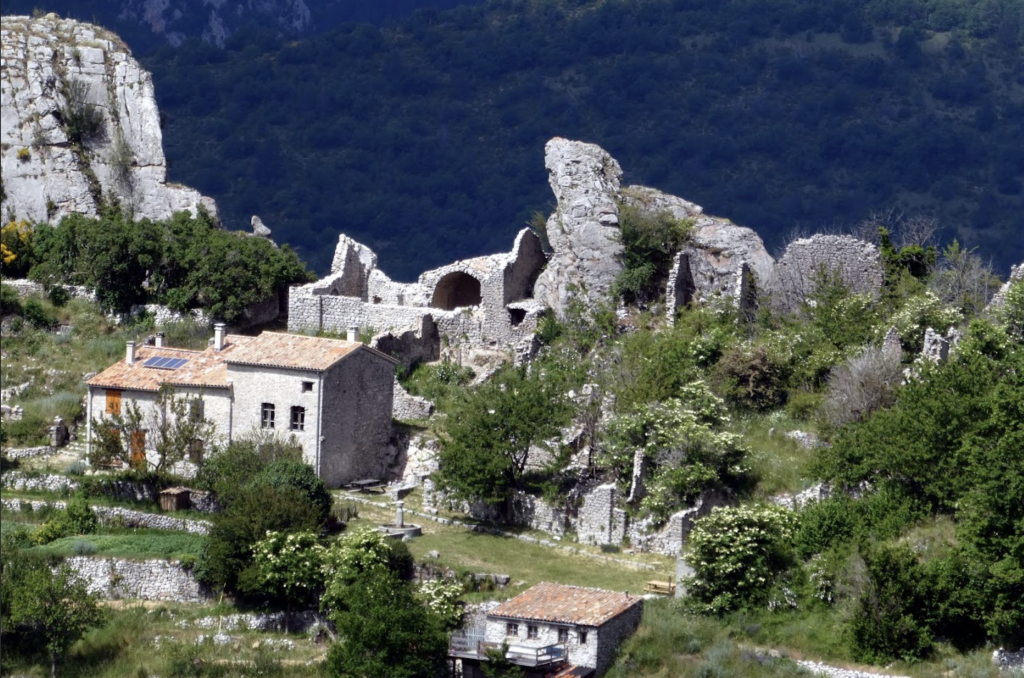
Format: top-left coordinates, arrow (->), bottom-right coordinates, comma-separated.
0,15 -> 216,225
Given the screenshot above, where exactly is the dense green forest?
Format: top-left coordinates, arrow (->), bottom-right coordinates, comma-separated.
123,0 -> 1024,279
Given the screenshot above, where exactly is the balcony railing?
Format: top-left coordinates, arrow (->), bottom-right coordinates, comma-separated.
450,633 -> 567,668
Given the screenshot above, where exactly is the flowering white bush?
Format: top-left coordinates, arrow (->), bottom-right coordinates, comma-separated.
886,291 -> 961,350
251,530 -> 326,613
417,579 -> 464,630
684,503 -> 798,614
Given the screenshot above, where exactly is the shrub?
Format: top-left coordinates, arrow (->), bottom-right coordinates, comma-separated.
713,344 -> 789,411
1,283 -> 23,316
47,286 -> 70,308
684,504 -> 799,614
850,544 -> 934,662
63,494 -> 99,535
820,345 -> 902,430
72,539 -> 97,556
17,147 -> 31,161
32,519 -> 67,546
793,497 -> 857,559
612,203 -> 693,305
60,78 -> 104,144
23,298 -> 55,329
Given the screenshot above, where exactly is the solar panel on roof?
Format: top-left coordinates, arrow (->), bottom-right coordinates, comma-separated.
143,356 -> 188,370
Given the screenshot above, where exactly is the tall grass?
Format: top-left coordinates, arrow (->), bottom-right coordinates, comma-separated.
734,413 -> 819,496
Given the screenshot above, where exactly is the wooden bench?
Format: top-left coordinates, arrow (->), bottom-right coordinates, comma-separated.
644,580 -> 676,596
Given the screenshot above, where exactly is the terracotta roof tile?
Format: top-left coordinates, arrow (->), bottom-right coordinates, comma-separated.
223,332 -> 395,371
489,583 -> 641,627
86,336 -> 257,392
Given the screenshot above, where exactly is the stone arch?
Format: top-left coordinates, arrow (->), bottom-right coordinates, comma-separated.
504,230 -> 547,305
431,271 -> 482,310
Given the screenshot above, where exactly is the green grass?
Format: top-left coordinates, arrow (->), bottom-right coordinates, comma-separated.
28,531 -> 204,560
344,499 -> 672,601
3,604 -> 323,678
734,413 -> 820,497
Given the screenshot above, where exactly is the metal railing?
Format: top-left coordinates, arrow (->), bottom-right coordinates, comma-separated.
449,633 -> 567,667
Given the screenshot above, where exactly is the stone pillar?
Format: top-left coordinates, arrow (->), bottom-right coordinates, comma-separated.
396,500 -> 404,528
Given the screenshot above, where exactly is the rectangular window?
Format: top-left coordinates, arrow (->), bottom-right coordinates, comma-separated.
557,628 -> 569,644
290,406 -> 305,432
301,381 -> 314,393
188,398 -> 204,422
105,389 -> 122,415
189,439 -> 205,464
506,623 -> 518,637
261,403 -> 275,429
527,625 -> 538,640
578,630 -> 588,645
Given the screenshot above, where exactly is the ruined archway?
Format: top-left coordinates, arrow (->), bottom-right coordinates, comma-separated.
431,271 -> 482,310
504,230 -> 547,305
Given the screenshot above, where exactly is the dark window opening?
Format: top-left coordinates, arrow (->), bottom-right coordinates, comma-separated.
579,630 -> 588,644
290,406 -> 305,432
508,308 -> 527,326
261,403 -> 275,429
527,625 -> 538,639
506,623 -> 518,637
557,628 -> 569,644
302,381 -> 314,393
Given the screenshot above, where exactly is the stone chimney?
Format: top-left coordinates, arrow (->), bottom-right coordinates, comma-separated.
155,332 -> 165,348
126,341 -> 136,365
214,323 -> 226,351
347,326 -> 359,343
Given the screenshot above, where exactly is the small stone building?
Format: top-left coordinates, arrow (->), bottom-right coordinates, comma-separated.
85,328 -> 397,487
451,583 -> 643,678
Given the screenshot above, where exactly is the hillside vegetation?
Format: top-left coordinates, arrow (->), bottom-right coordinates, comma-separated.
136,0 -> 1024,278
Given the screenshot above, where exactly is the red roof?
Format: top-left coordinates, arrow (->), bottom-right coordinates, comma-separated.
87,332 -> 396,392
489,583 -> 641,628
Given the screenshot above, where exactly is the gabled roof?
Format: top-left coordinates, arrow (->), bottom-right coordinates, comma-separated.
223,332 -> 396,372
86,336 -> 256,392
489,583 -> 641,628
86,332 -> 397,393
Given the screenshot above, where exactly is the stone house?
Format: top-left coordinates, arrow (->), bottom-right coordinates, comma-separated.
451,582 -> 643,678
85,326 -> 397,487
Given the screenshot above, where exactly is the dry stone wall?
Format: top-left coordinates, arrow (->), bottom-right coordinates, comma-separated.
66,556 -> 207,602
1,497 -> 211,534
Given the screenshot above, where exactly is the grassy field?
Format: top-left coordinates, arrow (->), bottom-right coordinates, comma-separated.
608,599 -> 1006,678
28,531 -> 204,560
2,603 -> 324,678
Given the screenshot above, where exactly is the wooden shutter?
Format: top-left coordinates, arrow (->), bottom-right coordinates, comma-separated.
105,389 -> 122,415
130,430 -> 146,469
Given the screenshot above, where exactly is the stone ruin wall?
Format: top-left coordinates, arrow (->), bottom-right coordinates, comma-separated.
771,235 -> 885,312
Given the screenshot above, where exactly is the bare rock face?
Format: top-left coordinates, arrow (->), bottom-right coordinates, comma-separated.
533,138 -> 625,314
0,15 -> 216,225
250,215 -> 272,238
771,235 -> 884,312
627,186 -> 775,318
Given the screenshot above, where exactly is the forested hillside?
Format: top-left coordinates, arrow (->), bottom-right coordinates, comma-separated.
131,0 -> 1024,279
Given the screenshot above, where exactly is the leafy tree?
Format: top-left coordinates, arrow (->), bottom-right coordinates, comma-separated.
684,504 -> 798,614
193,430 -> 303,507
995,278 -> 1024,343
321,528 -> 414,615
850,544 -> 933,663
8,559 -> 106,677
929,240 -> 1001,316
437,364 -> 570,512
325,567 -> 449,678
603,381 -> 749,521
252,530 -> 326,631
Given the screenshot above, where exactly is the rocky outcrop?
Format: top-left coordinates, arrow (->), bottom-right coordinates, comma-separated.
771,235 -> 884,312
1,15 -> 216,225
988,262 -> 1022,312
533,138 -> 625,314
